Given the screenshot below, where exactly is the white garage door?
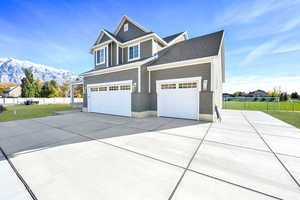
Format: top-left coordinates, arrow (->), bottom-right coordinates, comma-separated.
157,77 -> 201,120
87,81 -> 132,117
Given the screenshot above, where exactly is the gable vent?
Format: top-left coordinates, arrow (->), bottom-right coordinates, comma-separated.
124,23 -> 128,32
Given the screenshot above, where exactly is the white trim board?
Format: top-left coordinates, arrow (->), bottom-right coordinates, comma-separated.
83,55 -> 157,77
83,63 -> 139,77
147,56 -> 215,71
87,80 -> 133,88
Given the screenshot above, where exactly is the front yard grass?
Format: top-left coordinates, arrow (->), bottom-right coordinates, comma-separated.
0,104 -> 79,122
264,111 -> 300,129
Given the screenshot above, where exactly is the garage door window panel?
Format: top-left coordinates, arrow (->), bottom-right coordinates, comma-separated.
109,86 -> 119,91
98,87 -> 107,91
179,82 -> 197,89
161,84 -> 176,89
120,85 -> 131,90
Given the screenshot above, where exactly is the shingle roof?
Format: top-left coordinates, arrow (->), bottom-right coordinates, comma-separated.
96,30 -> 154,44
149,30 -> 224,66
163,32 -> 184,43
104,29 -> 123,42
119,32 -> 154,42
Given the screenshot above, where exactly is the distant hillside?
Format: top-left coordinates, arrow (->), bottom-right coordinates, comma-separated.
0,58 -> 78,84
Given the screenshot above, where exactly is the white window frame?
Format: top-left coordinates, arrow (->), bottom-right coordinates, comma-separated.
95,47 -> 106,65
128,42 -> 140,62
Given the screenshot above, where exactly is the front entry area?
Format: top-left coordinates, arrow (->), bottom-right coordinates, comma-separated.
87,80 -> 132,117
156,77 -> 202,120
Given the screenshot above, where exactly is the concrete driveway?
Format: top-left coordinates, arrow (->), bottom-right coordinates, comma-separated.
0,110 -> 300,200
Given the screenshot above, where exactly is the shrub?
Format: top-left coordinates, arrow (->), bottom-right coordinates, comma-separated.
260,98 -> 266,101
0,105 -> 6,113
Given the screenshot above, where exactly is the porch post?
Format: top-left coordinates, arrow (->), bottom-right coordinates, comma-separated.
70,84 -> 74,104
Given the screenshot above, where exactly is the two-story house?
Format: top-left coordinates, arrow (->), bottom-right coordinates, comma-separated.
81,16 -> 225,121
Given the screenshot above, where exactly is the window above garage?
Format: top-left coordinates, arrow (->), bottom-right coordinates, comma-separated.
128,43 -> 140,61
95,47 -> 106,65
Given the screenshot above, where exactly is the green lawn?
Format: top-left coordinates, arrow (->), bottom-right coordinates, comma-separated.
223,100 -> 300,111
0,104 -> 79,122
264,111 -> 300,129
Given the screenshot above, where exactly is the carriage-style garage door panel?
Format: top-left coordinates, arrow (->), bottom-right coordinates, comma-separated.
88,81 -> 132,117
157,77 -> 201,120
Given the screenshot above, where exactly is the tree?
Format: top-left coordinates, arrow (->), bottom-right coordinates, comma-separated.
280,92 -> 288,101
291,92 -> 299,99
48,80 -> 60,97
74,85 -> 83,98
21,69 -> 36,97
233,91 -> 246,97
34,80 -> 42,97
41,82 -> 51,97
60,81 -> 70,97
267,86 -> 281,97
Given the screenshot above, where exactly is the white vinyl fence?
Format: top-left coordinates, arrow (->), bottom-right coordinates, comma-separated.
0,98 -> 83,105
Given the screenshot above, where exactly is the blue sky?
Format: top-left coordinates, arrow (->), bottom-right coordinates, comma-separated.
1,0 -> 300,93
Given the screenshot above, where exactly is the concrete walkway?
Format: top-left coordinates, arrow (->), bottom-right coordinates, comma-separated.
0,110 -> 299,199
0,149 -> 33,200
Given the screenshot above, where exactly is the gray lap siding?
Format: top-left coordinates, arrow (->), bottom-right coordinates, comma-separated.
83,63 -> 213,115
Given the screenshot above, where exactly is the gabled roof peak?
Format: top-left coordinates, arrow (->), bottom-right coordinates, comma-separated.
114,15 -> 150,35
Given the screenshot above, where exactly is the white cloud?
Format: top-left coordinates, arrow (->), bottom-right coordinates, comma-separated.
280,17 -> 300,32
216,0 -> 299,26
227,46 -> 255,56
242,39 -> 279,65
272,44 -> 300,54
224,76 -> 300,93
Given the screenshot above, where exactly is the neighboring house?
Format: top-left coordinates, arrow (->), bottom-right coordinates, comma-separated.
247,90 -> 267,97
223,93 -> 233,98
3,85 -> 21,97
81,16 -> 225,121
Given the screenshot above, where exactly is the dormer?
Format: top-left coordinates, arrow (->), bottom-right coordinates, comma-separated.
90,16 -> 188,69
114,16 -> 150,42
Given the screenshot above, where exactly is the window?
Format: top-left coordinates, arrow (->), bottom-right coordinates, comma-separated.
98,87 -> 107,91
128,44 -> 140,61
109,86 -> 119,91
96,48 -> 105,65
120,85 -> 131,90
90,88 -> 98,92
161,84 -> 176,89
179,82 -> 197,89
124,23 -> 128,32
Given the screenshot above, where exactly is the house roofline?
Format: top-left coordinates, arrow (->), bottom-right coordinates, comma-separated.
82,55 -> 157,77
114,15 -> 150,35
147,56 -> 216,71
90,32 -> 168,53
167,31 -> 189,45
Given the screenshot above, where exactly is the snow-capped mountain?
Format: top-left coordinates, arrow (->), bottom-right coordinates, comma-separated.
0,58 -> 78,84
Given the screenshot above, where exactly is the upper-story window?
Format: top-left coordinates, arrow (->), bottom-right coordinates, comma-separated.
96,47 -> 106,65
124,23 -> 128,32
128,43 -> 140,61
